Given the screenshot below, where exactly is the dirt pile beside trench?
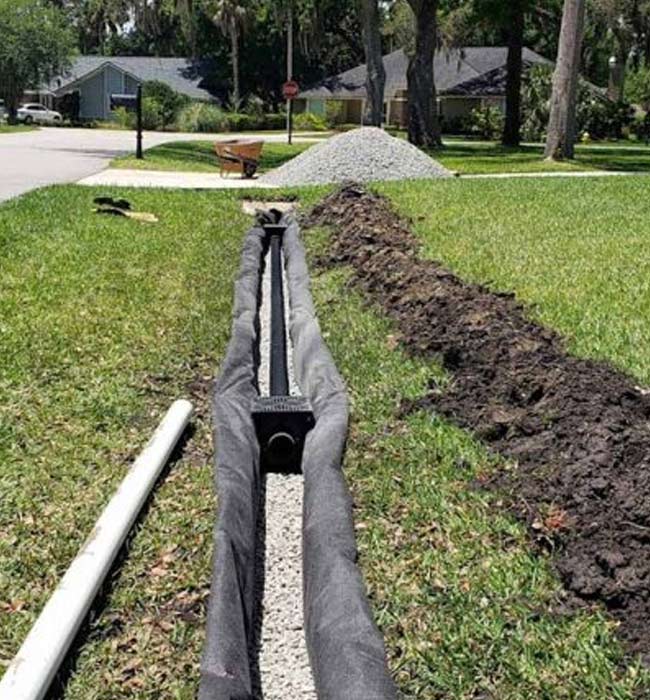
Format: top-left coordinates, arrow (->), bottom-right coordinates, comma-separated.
306,184 -> 650,658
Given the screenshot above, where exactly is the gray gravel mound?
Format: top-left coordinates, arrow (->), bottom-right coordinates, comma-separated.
261,126 -> 450,186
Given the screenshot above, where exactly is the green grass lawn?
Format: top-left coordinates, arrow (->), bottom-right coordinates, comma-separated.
3,176 -> 650,699
308,248 -> 649,699
0,124 -> 37,133
111,140 -> 311,173
379,175 -> 650,384
430,140 -> 650,174
0,186 -> 253,698
307,176 -> 650,697
112,135 -> 650,177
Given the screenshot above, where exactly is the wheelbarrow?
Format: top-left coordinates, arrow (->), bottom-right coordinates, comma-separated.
215,139 -> 264,179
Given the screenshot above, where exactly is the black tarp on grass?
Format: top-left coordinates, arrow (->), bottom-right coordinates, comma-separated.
199,214 -> 396,700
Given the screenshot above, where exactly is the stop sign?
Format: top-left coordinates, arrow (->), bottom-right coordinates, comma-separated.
282,80 -> 300,100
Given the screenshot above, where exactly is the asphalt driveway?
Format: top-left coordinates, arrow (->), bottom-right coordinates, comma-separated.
0,127 -> 309,202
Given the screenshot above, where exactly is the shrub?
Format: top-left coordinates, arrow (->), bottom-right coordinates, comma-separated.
325,100 -> 345,127
226,112 -> 260,131
578,98 -> 634,140
140,97 -> 163,131
522,64 -> 634,141
631,112 -> 650,143
142,80 -> 189,129
58,90 -> 80,122
466,105 -> 504,140
112,105 -> 132,129
176,103 -> 228,133
264,112 -> 286,130
293,111 -> 328,131
626,65 -> 650,110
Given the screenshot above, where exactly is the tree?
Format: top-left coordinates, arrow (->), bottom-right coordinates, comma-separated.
359,0 -> 386,125
503,0 -> 526,145
442,0 -> 532,146
0,0 -> 75,122
213,0 -> 252,108
406,0 -> 441,146
545,0 -> 587,159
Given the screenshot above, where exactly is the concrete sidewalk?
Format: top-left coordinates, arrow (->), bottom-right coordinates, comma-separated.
77,168 -> 277,189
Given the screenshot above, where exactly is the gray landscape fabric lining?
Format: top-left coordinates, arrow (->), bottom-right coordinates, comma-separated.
199,213 -> 396,699
199,225 -> 264,700
283,216 -> 397,700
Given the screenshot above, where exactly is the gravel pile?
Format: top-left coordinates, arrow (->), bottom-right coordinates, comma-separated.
254,248 -> 316,699
261,126 -> 451,186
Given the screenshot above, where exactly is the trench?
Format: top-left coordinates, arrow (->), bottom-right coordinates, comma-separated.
252,237 -> 316,698
198,211 -> 397,700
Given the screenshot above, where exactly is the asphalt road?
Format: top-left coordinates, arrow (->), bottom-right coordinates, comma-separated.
0,127 -> 303,203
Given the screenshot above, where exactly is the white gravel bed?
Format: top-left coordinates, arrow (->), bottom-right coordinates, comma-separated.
254,245 -> 315,699
260,126 -> 451,187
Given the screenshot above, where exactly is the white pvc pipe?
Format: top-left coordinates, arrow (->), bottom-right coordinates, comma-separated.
0,399 -> 194,700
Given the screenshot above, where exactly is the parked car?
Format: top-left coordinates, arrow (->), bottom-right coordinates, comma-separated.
17,103 -> 62,125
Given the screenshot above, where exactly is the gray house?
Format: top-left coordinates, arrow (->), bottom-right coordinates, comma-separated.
32,56 -> 216,120
296,46 -> 552,127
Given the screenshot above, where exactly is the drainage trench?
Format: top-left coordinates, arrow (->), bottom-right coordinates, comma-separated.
199,212 -> 397,700
253,222 -> 316,698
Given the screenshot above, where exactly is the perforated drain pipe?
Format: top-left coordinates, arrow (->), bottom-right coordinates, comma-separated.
0,400 -> 193,700
253,222 -> 314,473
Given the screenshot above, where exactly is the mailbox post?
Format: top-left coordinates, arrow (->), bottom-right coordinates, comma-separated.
110,87 -> 143,160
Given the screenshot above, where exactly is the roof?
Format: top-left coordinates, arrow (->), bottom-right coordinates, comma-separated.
45,56 -> 216,101
299,47 -> 552,100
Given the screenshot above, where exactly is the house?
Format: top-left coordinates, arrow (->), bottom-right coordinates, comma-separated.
31,56 -> 216,120
295,46 -> 552,128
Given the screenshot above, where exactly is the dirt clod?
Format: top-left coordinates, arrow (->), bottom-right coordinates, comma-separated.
307,184 -> 650,657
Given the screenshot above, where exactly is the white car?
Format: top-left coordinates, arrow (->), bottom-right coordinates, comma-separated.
17,103 -> 62,125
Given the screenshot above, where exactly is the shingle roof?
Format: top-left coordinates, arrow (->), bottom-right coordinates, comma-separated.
299,47 -> 552,100
45,56 -> 216,100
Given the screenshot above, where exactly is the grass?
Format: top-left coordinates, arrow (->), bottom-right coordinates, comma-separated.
111,140 -> 311,173
379,175 -> 650,384
307,216 -> 650,697
429,140 -> 650,174
3,176 -> 650,698
0,185 -> 254,698
0,124 -> 37,133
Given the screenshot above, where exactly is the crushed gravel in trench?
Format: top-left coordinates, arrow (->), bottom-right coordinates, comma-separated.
306,184 -> 650,660
252,244 -> 316,699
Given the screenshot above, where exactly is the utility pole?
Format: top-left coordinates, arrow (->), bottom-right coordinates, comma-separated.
286,7 -> 294,145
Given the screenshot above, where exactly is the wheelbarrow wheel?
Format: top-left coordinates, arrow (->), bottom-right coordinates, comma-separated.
244,162 -> 257,179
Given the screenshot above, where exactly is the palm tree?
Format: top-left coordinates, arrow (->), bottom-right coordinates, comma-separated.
214,0 -> 251,109
545,0 -> 587,160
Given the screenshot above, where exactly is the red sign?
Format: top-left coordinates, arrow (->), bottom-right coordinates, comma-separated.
282,80 -> 300,100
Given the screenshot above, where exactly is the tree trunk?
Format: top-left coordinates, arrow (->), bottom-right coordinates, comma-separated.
544,0 -> 586,160
502,0 -> 525,147
406,0 -> 441,147
359,0 -> 386,126
230,23 -> 241,110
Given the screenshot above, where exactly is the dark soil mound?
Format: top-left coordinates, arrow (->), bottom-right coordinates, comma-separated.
306,184 -> 650,659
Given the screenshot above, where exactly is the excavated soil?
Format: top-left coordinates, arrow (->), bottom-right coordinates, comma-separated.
306,184 -> 650,659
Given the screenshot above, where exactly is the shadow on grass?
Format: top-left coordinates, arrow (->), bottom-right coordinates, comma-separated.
426,141 -> 650,173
